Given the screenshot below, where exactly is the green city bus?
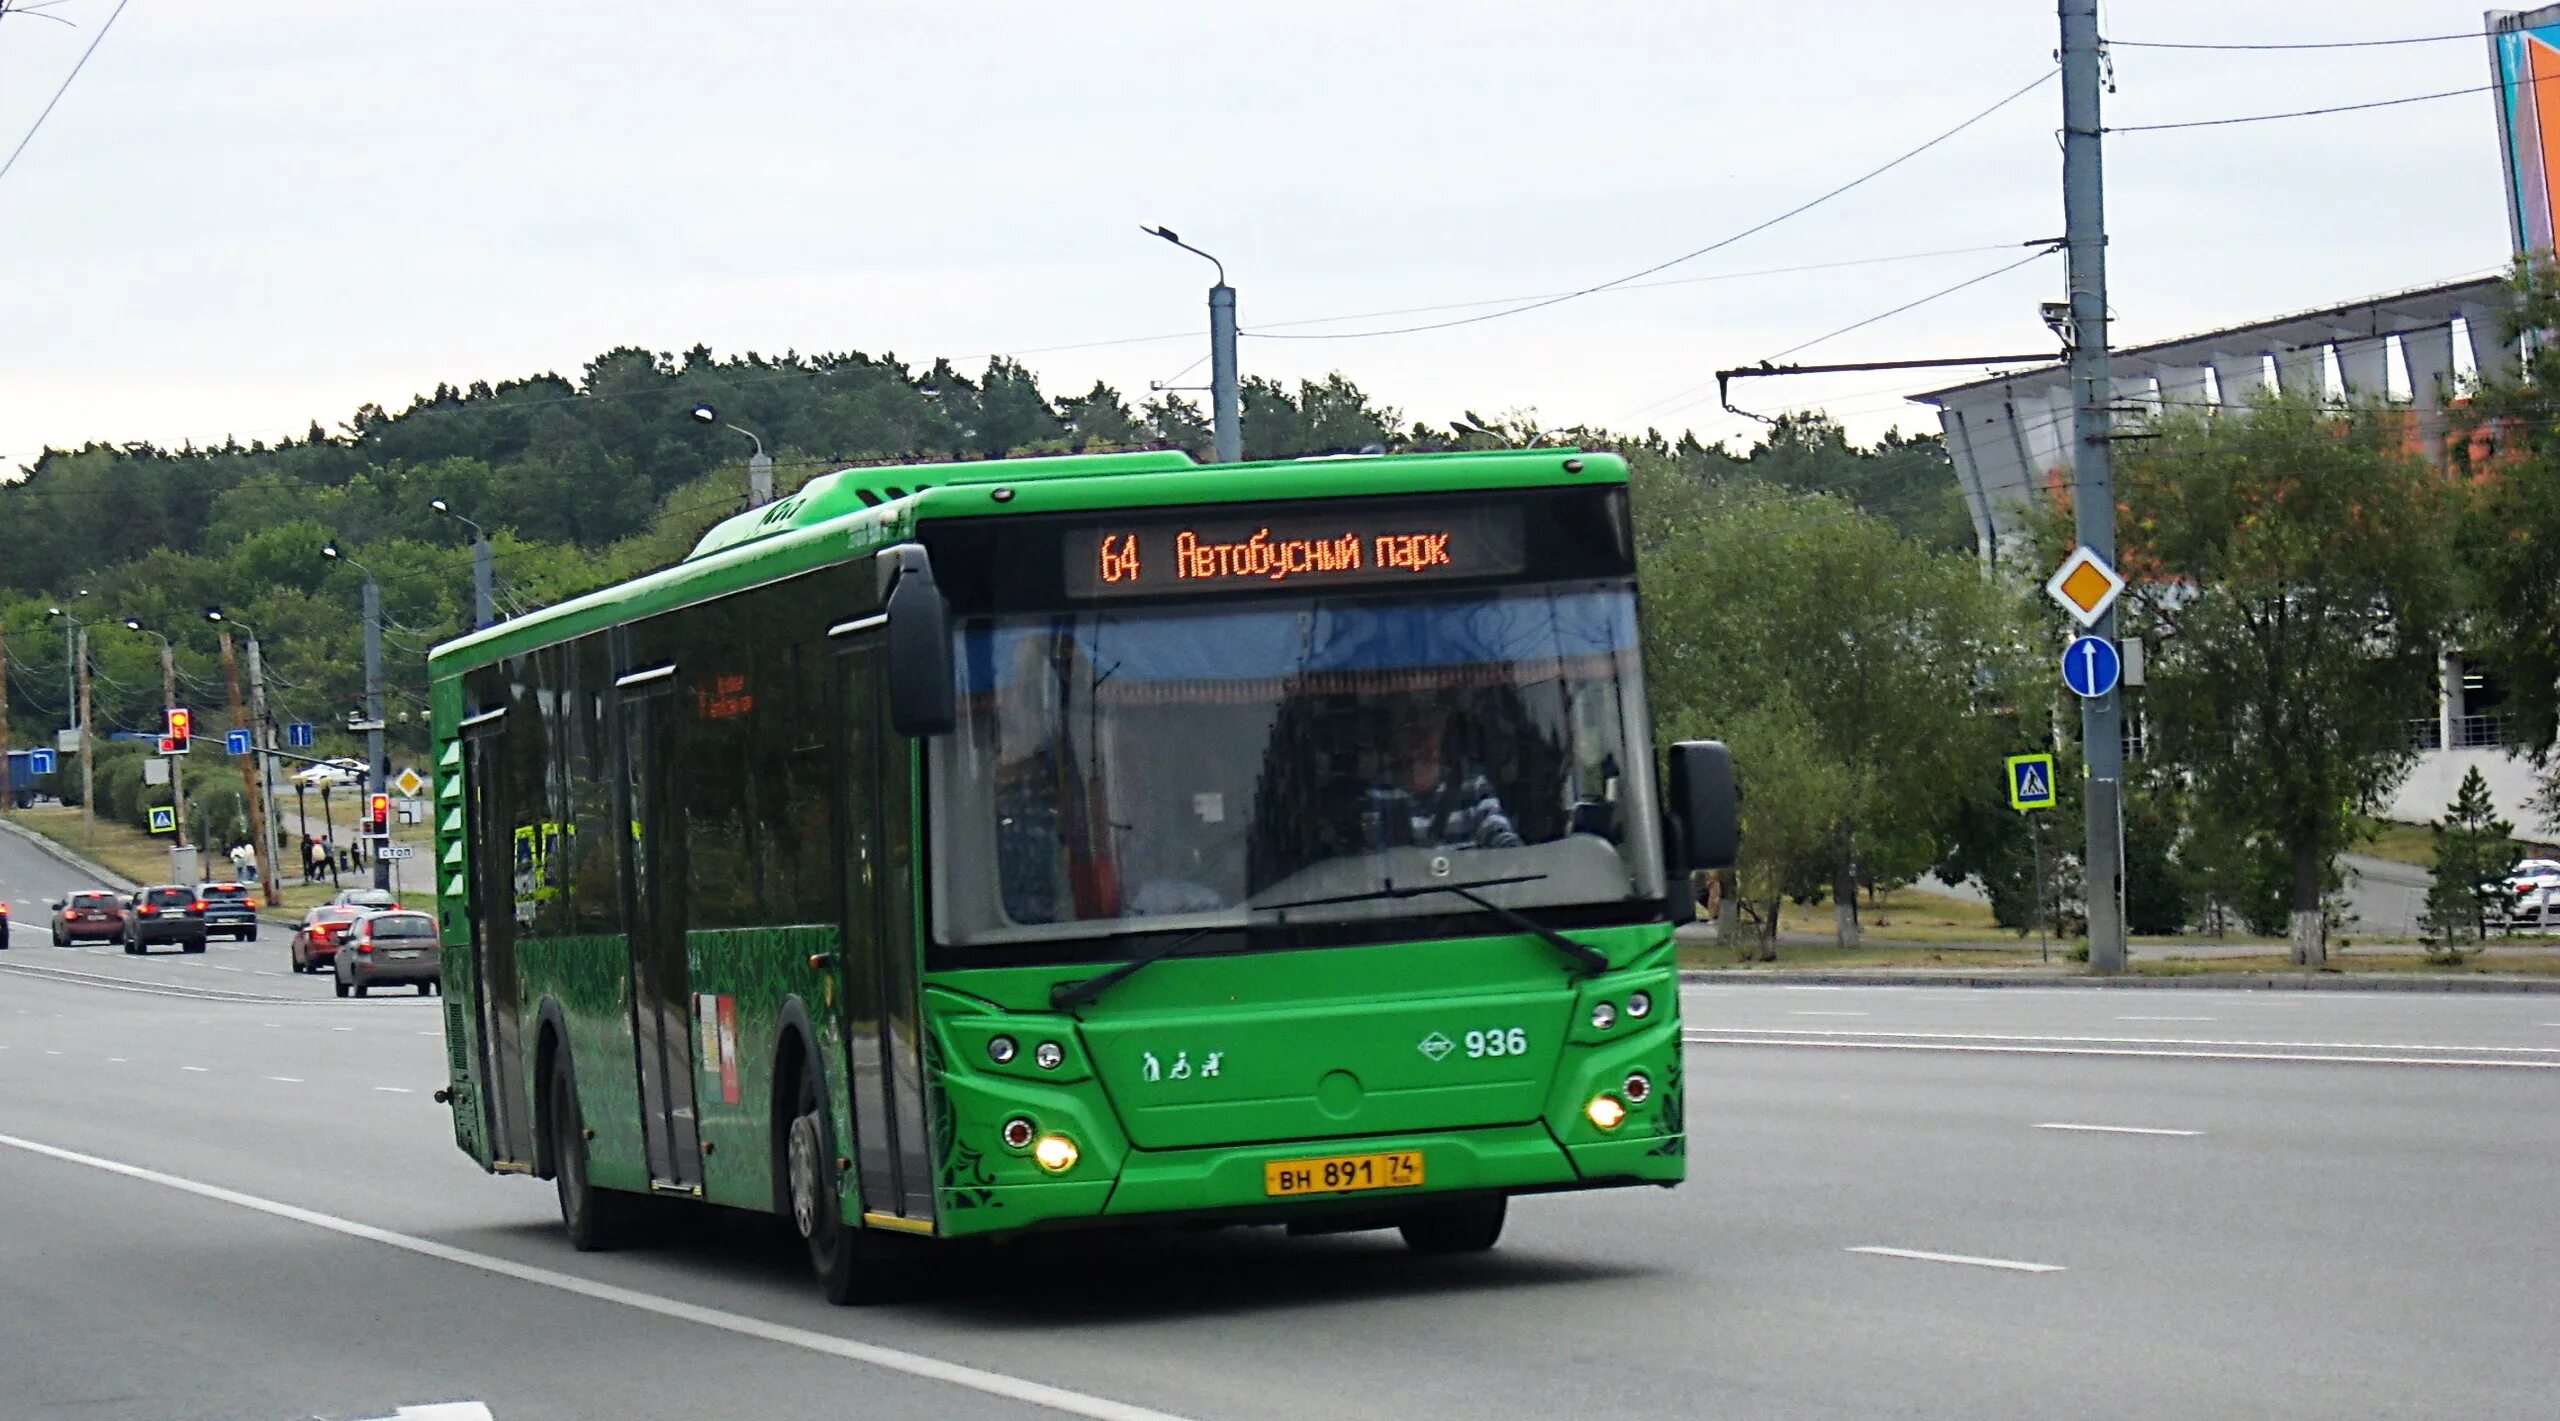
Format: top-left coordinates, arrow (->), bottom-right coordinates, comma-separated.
426,445 -> 1736,1302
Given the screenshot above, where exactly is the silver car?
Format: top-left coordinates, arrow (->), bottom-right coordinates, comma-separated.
333,910 -> 442,998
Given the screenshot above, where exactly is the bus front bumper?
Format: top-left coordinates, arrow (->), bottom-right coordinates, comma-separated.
931,1122 -> 1683,1237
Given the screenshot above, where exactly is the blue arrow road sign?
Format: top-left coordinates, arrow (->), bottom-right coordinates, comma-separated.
2061,635 -> 2121,700
27,749 -> 55,775
288,722 -> 315,749
226,729 -> 252,755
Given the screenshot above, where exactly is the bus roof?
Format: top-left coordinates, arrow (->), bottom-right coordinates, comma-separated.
427,446 -> 1623,679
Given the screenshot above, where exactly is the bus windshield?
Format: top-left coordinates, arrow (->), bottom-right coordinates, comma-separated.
930,581 -> 1663,949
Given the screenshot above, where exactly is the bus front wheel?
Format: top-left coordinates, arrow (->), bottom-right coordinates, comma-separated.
787,1067 -> 889,1305
550,1056 -> 634,1252
1400,1195 -> 1507,1255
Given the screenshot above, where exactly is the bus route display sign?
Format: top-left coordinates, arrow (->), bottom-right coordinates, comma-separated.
1064,505 -> 1526,599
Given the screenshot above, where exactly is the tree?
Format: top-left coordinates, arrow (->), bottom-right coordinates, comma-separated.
2118,392 -> 2463,966
2420,767 -> 2519,953
1639,476 -> 2025,947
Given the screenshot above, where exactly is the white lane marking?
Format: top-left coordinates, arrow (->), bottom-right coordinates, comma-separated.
332,1027 -> 354,1033
43,1049 -> 61,1056
417,1031 -> 440,1038
1686,1026 -> 2560,1054
2033,1122 -> 2203,1137
2117,1015 -> 2215,1022
1687,1035 -> 2560,1069
372,1086 -> 413,1094
1789,1010 -> 1871,1016
0,1131 -> 1201,1421
1848,1246 -> 2065,1274
212,966 -> 243,973
267,1075 -> 305,1084
181,1066 -> 209,1073
105,1057 -> 126,1064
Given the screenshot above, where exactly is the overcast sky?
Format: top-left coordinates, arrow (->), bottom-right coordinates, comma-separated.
0,1 -> 2521,470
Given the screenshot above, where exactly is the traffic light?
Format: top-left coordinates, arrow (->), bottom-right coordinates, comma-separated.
368,793 -> 390,835
162,707 -> 192,756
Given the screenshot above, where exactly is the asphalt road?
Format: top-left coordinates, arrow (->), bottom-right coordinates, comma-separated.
6,826 -> 2558,1420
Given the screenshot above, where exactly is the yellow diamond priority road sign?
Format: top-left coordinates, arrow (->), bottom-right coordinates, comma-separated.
392,766 -> 426,798
2045,545 -> 2124,628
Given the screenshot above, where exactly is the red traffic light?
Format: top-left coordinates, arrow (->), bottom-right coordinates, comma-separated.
163,707 -> 193,753
369,793 -> 390,830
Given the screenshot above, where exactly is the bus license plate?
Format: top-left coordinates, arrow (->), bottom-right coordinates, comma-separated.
1263,1150 -> 1423,1197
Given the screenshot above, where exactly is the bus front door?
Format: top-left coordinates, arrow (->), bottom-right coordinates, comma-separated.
835,646 -> 935,1228
616,680 -> 703,1193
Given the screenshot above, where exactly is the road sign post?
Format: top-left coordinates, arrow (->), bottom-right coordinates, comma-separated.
2004,753 -> 2057,960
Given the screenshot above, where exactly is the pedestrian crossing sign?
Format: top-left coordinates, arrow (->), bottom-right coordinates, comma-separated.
147,805 -> 178,834
2006,753 -> 2057,812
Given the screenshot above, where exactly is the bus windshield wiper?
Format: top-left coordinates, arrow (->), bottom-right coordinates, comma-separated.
1255,873 -> 1606,977
1050,923 -> 1230,1011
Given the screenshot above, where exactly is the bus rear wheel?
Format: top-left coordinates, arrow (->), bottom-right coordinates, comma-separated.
1399,1195 -> 1507,1254
550,1056 -> 634,1252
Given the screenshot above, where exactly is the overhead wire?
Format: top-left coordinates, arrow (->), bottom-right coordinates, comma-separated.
1242,68 -> 2060,342
2106,30 -> 2489,52
0,0 -> 129,188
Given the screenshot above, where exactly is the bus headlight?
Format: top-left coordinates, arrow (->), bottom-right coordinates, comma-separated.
1033,1134 -> 1080,1173
987,1036 -> 1018,1065
1626,990 -> 1652,1019
1034,1040 -> 1064,1070
1590,1001 -> 1617,1031
1586,1096 -> 1626,1131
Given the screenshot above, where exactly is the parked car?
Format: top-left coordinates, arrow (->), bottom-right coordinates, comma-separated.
193,882 -> 261,942
289,905 -> 365,974
48,890 -> 127,946
2496,858 -> 2560,927
122,885 -> 208,954
291,757 -> 368,788
330,887 -> 400,911
334,909 -> 441,997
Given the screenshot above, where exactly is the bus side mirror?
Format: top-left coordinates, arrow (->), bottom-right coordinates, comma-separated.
880,544 -> 957,737
1667,740 -> 1739,872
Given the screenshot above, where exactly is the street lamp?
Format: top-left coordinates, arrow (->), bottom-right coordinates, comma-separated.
691,404 -> 775,507
428,498 -> 497,630
121,617 -> 188,850
1142,224 -> 1240,464
322,545 -> 390,890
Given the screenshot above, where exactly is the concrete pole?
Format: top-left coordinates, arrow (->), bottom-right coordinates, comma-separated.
1,625 -> 13,817
63,621 -> 76,734
364,577 -> 389,891
2062,0 -> 2126,972
76,628 -> 93,845
1209,282 -> 1241,464
159,639 -> 189,850
472,537 -> 496,630
747,450 -> 775,508
248,635 -> 285,894
217,628 -> 278,899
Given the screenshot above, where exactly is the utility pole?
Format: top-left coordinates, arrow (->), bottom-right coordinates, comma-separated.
154,635 -> 190,850
431,499 -> 498,628
247,632 -> 285,897
214,622 -> 278,900
75,628 -> 93,845
363,576 -> 388,891
1143,226 -> 1241,463
1,625 -> 13,818
2062,0 -> 2126,972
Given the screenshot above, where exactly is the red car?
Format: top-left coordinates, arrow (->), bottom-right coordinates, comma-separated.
49,890 -> 127,946
289,905 -> 365,974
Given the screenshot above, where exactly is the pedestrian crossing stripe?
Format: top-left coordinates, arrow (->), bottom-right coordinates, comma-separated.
2005,753 -> 2057,812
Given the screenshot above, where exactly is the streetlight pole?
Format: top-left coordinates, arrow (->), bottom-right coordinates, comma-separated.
51,610 -> 94,844
206,610 -> 279,901
323,545 -> 390,891
124,619 -> 188,853
430,499 -> 497,630
1142,226 -> 1240,464
690,405 -> 774,507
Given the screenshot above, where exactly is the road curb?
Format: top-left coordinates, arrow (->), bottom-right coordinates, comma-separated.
1679,968 -> 2560,994
0,815 -> 138,893
0,817 -> 301,927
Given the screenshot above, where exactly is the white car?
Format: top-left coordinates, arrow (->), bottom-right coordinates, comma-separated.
2501,858 -> 2560,924
290,757 -> 367,789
